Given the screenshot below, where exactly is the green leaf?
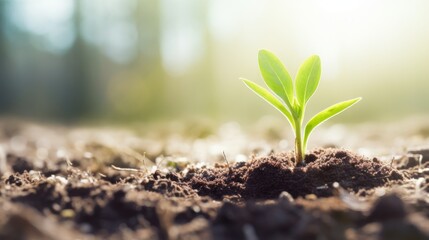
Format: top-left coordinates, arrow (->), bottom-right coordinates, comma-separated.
303,97 -> 361,149
258,49 -> 294,109
295,55 -> 321,106
242,78 -> 295,128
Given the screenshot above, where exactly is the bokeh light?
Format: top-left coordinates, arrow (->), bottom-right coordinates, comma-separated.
0,0 -> 428,123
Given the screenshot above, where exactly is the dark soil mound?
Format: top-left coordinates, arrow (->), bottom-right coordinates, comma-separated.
183,148 -> 403,200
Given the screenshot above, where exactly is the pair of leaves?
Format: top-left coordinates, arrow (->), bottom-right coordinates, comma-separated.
257,50 -> 321,111
242,49 -> 360,153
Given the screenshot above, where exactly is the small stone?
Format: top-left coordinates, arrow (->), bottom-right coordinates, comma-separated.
278,191 -> 294,202
305,194 -> 317,200
61,209 -> 75,218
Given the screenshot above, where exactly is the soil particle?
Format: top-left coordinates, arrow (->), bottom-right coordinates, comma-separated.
7,154 -> 34,173
143,178 -> 198,198
366,194 -> 407,223
397,155 -> 422,169
12,181 -> 64,213
5,174 -> 23,186
278,191 -> 294,202
141,170 -> 199,198
395,151 -> 429,170
408,148 -> 429,164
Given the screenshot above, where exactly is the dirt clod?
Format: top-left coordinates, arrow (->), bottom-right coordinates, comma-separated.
366,194 -> 407,222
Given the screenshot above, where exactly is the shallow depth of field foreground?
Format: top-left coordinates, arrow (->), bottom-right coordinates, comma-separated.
0,118 -> 428,239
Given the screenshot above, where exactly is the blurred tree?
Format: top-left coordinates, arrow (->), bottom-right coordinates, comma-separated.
0,1 -> 11,114
161,1 -> 216,119
60,0 -> 91,121
106,0 -> 167,121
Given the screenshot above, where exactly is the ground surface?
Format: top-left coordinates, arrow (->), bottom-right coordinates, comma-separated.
0,118 -> 428,240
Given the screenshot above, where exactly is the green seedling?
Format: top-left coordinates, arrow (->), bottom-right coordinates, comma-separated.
241,50 -> 361,165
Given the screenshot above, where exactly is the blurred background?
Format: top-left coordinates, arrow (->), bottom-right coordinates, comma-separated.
0,0 -> 429,124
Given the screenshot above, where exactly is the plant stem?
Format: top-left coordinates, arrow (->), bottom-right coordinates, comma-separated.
294,117 -> 304,165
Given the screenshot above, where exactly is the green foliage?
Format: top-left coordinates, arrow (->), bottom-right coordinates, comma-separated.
241,50 -> 361,164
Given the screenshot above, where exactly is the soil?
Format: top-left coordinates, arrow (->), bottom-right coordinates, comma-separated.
0,121 -> 428,240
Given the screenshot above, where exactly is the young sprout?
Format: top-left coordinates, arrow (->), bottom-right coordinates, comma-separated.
241,50 -> 361,165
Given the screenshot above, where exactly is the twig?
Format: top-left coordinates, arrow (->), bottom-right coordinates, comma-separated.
223,151 -> 233,174
111,165 -> 141,173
